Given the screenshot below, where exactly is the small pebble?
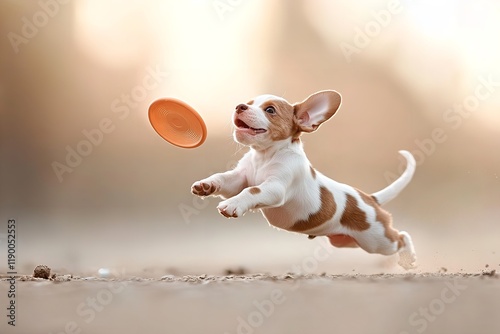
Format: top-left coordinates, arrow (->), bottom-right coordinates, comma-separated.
98,268 -> 111,278
33,265 -> 51,279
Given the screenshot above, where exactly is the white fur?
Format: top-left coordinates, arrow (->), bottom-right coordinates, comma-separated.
372,150 -> 416,205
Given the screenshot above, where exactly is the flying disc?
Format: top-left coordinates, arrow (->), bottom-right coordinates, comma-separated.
148,98 -> 207,148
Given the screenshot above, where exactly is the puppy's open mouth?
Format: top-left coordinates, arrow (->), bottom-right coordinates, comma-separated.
234,119 -> 267,134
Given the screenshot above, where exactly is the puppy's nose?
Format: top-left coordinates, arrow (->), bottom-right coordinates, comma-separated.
235,104 -> 248,114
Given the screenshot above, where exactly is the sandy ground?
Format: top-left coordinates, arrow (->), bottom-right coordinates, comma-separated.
1,271 -> 499,334
1,216 -> 499,334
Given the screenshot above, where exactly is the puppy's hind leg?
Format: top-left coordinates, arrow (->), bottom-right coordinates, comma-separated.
327,234 -> 359,248
397,231 -> 417,270
351,227 -> 417,270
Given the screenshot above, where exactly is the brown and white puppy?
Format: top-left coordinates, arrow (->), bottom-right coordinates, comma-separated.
192,90 -> 417,269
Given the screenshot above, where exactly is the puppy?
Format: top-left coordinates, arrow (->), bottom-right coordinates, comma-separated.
191,90 -> 417,269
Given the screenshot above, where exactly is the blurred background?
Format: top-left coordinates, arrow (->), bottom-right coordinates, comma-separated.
1,0 -> 499,276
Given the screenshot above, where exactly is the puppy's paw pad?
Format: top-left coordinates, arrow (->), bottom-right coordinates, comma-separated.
191,181 -> 218,196
218,207 -> 238,218
217,201 -> 244,218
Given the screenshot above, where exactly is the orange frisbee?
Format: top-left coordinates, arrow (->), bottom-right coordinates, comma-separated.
148,98 -> 207,148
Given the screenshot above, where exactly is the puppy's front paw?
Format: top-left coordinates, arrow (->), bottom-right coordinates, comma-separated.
191,180 -> 219,197
217,199 -> 246,218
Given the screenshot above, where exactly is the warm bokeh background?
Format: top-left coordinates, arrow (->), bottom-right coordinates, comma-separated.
1,0 -> 499,276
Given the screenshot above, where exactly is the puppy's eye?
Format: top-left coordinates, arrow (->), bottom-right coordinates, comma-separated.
265,106 -> 276,114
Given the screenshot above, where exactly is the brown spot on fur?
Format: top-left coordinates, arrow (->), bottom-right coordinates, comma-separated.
261,100 -> 301,141
340,194 -> 370,231
310,165 -> 316,179
247,100 -> 254,105
357,190 -> 403,248
398,234 -> 406,249
290,186 -> 336,232
249,187 -> 261,195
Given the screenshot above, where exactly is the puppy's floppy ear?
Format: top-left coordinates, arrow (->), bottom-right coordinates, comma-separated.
294,90 -> 341,133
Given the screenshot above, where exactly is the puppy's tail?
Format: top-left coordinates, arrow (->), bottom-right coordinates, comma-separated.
371,150 -> 416,206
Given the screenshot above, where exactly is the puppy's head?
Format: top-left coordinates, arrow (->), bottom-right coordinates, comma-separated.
233,90 -> 342,149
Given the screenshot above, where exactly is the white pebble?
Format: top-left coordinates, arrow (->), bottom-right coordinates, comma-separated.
98,268 -> 110,277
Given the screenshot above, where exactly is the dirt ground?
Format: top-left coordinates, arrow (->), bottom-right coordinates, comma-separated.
1,271 -> 499,334
1,220 -> 500,334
